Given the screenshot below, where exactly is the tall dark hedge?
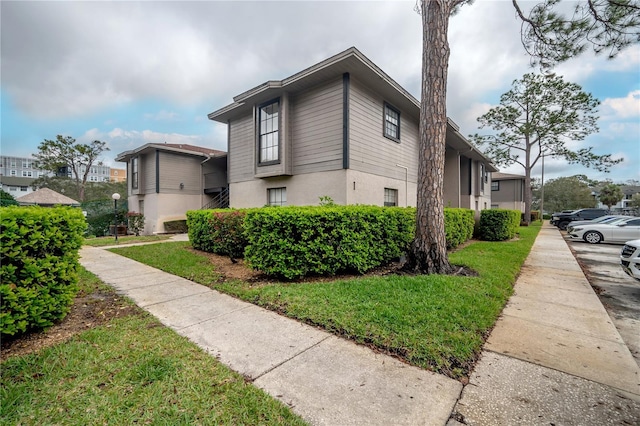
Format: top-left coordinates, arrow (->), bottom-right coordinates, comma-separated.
0,206 -> 87,336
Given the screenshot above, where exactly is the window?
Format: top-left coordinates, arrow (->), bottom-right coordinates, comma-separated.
20,186 -> 28,191
22,160 -> 30,168
131,157 -> 139,189
383,103 -> 400,141
268,187 -> 286,206
384,188 -> 398,207
9,186 -> 17,191
10,170 -> 16,176
10,160 -> 16,167
258,100 -> 279,163
480,163 -> 486,191
22,171 -> 32,177
491,204 -> 499,209
491,181 -> 500,191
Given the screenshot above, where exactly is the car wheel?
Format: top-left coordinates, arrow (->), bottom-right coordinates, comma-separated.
583,231 -> 603,244
559,221 -> 570,230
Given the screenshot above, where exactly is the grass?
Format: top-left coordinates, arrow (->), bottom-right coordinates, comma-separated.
0,268 -> 307,426
84,235 -> 171,247
110,241 -> 222,285
111,224 -> 541,379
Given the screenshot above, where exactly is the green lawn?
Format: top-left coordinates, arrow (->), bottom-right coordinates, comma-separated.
111,224 -> 541,379
83,235 -> 171,247
0,268 -> 306,426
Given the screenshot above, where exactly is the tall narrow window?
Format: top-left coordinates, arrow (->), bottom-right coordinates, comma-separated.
258,100 -> 279,163
268,187 -> 286,206
131,157 -> 139,189
384,188 -> 398,207
383,103 -> 400,142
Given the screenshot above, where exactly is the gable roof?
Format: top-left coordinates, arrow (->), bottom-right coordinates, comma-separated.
492,172 -> 525,181
208,46 -> 497,171
115,143 -> 226,162
16,188 -> 80,206
208,47 -> 420,123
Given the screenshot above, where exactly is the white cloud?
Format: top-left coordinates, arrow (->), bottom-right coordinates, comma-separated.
601,90 -> 640,119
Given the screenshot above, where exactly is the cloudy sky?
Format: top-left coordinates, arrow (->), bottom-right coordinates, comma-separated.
1,1 -> 638,183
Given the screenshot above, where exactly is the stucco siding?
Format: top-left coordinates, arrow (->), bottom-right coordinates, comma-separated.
229,170 -> 348,208
228,113 -> 254,183
290,76 -> 344,174
348,77 -> 419,183
128,193 -> 204,235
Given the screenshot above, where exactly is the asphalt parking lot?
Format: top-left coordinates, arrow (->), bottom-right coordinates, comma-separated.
563,232 -> 640,367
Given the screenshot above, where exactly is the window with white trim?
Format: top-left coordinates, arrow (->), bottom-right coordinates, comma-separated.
491,181 -> 499,191
383,103 -> 400,142
384,188 -> 398,207
22,171 -> 32,177
10,170 -> 16,176
258,100 -> 280,163
268,187 -> 286,206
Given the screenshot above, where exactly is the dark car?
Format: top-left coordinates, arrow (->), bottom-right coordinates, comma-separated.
550,208 -> 609,230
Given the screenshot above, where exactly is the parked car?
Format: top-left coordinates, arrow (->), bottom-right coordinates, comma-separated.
550,208 -> 609,230
568,216 -> 640,244
620,239 -> 640,281
566,215 -> 628,233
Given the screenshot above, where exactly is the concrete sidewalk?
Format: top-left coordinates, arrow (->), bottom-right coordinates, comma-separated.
452,223 -> 640,425
80,245 -> 461,426
80,224 -> 640,425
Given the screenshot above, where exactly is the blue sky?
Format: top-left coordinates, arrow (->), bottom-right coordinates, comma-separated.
1,1 -> 638,184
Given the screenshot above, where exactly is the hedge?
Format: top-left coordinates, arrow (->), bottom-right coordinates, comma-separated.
0,206 -> 87,336
244,206 -> 415,279
187,206 -> 475,279
443,208 -> 475,248
186,209 -> 249,259
479,209 -> 521,241
164,219 -> 188,234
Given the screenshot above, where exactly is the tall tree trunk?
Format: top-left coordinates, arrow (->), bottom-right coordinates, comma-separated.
404,0 -> 453,275
523,139 -> 531,225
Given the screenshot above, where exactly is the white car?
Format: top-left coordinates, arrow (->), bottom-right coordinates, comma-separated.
566,215 -> 628,233
620,239 -> 640,281
568,216 -> 640,244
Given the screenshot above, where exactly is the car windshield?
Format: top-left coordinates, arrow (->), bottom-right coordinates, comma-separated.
591,215 -> 625,224
609,217 -> 633,226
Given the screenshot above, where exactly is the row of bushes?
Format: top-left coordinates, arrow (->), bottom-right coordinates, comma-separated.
479,209 -> 521,241
1,206 -> 87,336
188,206 -> 478,279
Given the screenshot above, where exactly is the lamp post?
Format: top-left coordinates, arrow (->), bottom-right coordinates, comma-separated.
112,193 -> 121,242
540,153 -> 545,223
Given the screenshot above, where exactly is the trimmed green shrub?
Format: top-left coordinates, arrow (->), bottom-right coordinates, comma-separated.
443,208 -> 475,248
164,219 -> 188,233
0,206 -> 87,336
186,209 -> 249,259
479,209 -> 521,241
244,206 -> 415,279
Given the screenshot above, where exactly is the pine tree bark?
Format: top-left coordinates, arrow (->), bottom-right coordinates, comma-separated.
404,0 -> 453,275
